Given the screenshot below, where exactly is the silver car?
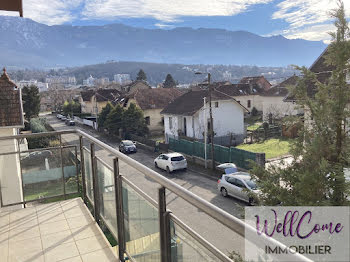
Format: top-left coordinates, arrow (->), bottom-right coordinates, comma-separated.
217,174 -> 260,204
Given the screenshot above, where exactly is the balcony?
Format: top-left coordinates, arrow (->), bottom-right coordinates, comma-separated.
0,130 -> 310,262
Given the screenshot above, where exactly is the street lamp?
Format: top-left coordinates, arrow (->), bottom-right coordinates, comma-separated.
195,72 -> 215,170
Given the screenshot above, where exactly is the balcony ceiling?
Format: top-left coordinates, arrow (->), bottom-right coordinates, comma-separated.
0,0 -> 23,17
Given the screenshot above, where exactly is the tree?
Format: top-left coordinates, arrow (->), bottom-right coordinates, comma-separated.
136,69 -> 147,81
163,74 -> 176,88
105,104 -> 124,136
62,100 -> 81,117
251,1 -> 350,206
98,102 -> 114,128
122,103 -> 149,137
22,85 -> 40,120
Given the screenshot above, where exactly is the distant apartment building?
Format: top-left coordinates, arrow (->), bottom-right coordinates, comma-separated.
17,80 -> 48,92
46,76 -> 76,85
114,74 -> 131,85
83,75 -> 95,86
95,77 -> 110,86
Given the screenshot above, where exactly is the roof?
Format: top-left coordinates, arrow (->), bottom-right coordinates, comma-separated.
81,89 -> 122,103
0,68 -> 24,127
262,76 -> 299,97
239,76 -> 265,84
215,83 -> 265,96
161,89 -> 248,116
129,88 -> 185,110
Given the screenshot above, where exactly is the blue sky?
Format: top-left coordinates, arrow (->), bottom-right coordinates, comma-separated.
1,0 -> 349,43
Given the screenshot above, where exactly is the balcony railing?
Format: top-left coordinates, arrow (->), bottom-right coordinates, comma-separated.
0,129 -> 312,262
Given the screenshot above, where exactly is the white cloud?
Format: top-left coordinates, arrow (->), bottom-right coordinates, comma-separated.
271,0 -> 350,42
283,23 -> 335,42
82,0 -> 273,22
0,0 -> 83,25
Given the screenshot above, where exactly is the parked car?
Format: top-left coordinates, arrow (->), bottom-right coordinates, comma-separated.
56,114 -> 62,119
65,118 -> 71,125
217,163 -> 238,174
67,120 -> 75,126
217,174 -> 260,205
61,116 -> 67,121
154,153 -> 187,173
119,140 -> 137,154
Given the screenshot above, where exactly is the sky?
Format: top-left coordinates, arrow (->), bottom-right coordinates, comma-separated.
1,0 -> 349,43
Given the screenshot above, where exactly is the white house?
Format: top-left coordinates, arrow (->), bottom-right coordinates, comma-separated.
161,89 -> 248,146
0,68 -> 26,206
261,75 -> 303,121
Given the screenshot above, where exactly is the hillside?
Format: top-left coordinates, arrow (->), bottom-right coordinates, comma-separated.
0,16 -> 326,68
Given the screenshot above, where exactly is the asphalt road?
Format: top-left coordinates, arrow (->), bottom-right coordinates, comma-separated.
46,115 -> 247,257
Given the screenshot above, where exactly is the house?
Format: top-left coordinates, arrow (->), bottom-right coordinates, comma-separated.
122,80 -> 151,93
121,88 -> 185,134
209,82 -> 266,112
239,76 -> 272,91
80,89 -> 122,115
284,47 -> 350,129
161,89 -> 249,145
261,75 -> 303,121
0,68 -> 25,205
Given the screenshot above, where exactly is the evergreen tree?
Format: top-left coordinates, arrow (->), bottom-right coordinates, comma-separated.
22,85 -> 40,120
122,103 -> 148,137
251,1 -> 350,206
163,74 -> 176,88
136,69 -> 147,81
62,100 -> 81,117
98,102 -> 114,128
105,104 -> 124,136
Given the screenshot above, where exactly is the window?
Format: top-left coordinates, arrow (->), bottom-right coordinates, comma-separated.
247,100 -> 251,108
169,117 -> 173,129
215,102 -> 219,108
145,116 -> 150,125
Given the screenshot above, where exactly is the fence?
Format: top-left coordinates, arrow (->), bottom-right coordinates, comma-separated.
169,138 -> 265,169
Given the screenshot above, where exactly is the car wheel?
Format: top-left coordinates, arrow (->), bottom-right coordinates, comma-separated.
155,162 -> 158,168
166,166 -> 171,173
249,197 -> 255,206
221,188 -> 228,197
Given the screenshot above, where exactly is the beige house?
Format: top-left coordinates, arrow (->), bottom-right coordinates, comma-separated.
0,68 -> 26,206
80,89 -> 122,115
122,88 -> 185,134
261,76 -> 303,121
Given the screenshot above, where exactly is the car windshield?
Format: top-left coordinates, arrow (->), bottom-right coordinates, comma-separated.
123,141 -> 134,146
171,156 -> 184,161
246,180 -> 257,190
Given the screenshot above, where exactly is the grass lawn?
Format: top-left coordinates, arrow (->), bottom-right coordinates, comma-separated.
237,138 -> 293,159
247,123 -> 262,131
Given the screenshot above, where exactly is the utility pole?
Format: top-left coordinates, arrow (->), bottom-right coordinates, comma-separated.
203,97 -> 207,168
195,72 -> 215,170
207,73 -> 215,170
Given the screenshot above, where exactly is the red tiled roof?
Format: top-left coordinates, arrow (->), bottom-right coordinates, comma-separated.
129,88 -> 185,110
0,68 -> 24,127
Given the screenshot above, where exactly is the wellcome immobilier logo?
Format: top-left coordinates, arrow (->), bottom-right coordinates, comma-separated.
245,207 -> 350,262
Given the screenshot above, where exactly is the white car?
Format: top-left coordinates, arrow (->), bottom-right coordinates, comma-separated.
154,153 -> 187,173
217,174 -> 261,204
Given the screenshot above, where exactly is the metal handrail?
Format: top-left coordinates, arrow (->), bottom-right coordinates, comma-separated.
0,129 -> 312,262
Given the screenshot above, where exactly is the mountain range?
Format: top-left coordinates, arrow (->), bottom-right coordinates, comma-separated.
0,15 -> 326,69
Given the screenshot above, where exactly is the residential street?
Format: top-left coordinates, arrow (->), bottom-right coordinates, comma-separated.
46,115 -> 247,256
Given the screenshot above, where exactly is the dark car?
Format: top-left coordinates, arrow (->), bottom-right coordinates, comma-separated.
119,140 -> 137,154
67,120 -> 75,126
